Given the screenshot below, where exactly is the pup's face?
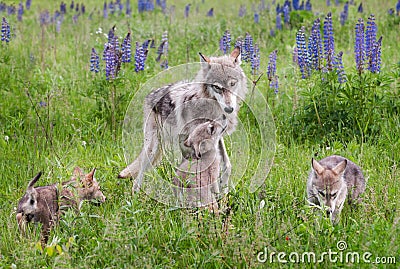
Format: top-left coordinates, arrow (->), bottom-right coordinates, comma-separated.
311,158 -> 347,216
73,167 -> 106,204
184,115 -> 227,159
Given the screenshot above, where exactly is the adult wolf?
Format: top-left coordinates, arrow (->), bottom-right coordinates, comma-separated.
118,47 -> 248,195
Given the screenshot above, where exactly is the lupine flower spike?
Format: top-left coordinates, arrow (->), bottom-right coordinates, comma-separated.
1,17 -> 10,43
334,51 -> 346,83
90,48 -> 100,73
296,26 -> 308,79
219,30 -> 231,55
121,32 -> 132,63
354,18 -> 365,74
267,49 -> 279,92
323,12 -> 335,71
251,44 -> 260,76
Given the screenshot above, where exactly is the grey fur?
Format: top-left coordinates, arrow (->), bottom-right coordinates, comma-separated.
119,47 -> 248,196
307,155 -> 366,224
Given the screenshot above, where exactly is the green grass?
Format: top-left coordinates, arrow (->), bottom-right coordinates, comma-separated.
1,0 -> 399,268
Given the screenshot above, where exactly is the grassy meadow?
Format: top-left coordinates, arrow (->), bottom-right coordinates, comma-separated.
0,0 -> 399,268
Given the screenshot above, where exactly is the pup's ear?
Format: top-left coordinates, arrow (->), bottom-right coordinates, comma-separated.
230,46 -> 241,65
332,159 -> 347,176
83,168 -> 96,187
27,171 -> 42,189
312,158 -> 325,175
73,167 -> 84,177
199,52 -> 210,64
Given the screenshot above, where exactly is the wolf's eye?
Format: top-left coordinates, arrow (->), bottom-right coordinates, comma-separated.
318,190 -> 325,197
331,192 -> 337,198
230,81 -> 236,87
212,85 -> 223,93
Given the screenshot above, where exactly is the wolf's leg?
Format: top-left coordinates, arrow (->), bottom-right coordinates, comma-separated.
218,137 -> 231,196
132,115 -> 162,193
330,188 -> 347,224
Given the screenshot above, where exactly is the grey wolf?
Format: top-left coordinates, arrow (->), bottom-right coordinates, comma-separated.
307,155 -> 366,224
118,47 -> 248,195
173,115 -> 227,212
16,167 -> 106,247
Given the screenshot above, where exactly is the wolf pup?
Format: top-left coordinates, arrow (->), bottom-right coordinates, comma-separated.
173,115 -> 227,212
118,47 -> 248,196
16,167 -> 106,246
307,155 -> 366,224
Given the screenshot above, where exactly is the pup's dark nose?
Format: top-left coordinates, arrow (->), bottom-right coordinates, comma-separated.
224,106 -> 234,114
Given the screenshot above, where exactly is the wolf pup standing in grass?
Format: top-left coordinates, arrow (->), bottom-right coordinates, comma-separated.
307,155 -> 366,224
119,47 -> 248,195
16,167 -> 106,247
173,115 -> 227,213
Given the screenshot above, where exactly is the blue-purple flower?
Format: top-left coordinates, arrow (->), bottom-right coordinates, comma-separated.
251,44 -> 260,75
17,2 -> 24,21
134,41 -> 146,72
267,49 -> 277,81
184,4 -> 190,18
103,1 -> 108,18
283,5 -> 290,25
104,44 -> 117,80
309,18 -> 323,70
121,32 -> 132,63
206,8 -> 214,17
90,48 -> 100,73
26,0 -> 32,10
358,3 -> 363,13
397,0 -> 400,15
243,32 -> 254,63
369,36 -> 382,73
323,12 -> 335,71
296,26 -> 308,78
334,51 -> 346,83
1,17 -> 10,42
365,14 -> 377,66
238,5 -> 246,17
305,0 -> 312,11
354,18 -> 365,74
219,30 -> 231,55
276,13 -> 282,30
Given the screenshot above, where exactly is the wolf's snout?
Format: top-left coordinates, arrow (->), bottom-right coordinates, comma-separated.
224,106 -> 234,114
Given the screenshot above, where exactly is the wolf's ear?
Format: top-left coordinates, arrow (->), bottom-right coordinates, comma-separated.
332,160 -> 347,176
312,158 -> 325,175
230,46 -> 241,65
199,52 -> 210,64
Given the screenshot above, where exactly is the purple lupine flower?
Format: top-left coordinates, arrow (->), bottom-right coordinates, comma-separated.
70,0 -> 74,10
267,49 -> 277,81
397,0 -> 400,15
283,5 -> 289,25
335,0 -> 339,6
160,59 -> 168,69
81,4 -> 86,14
293,0 -> 300,10
150,39 -> 155,48
305,0 -> 312,11
270,29 -> 275,37
365,14 -> 377,65
243,32 -> 254,63
105,44 -> 117,80
39,10 -> 50,26
104,2 -> 108,18
112,36 -> 120,53
254,13 -> 259,23
276,13 -> 282,30
206,8 -> 213,17
357,3 -> 363,13
369,36 -> 382,73
293,47 -> 298,65
323,12 -> 335,71
161,31 -> 168,55
354,18 -> 365,74
60,2 -> 67,14
220,30 -> 231,54
299,1 -> 304,10
26,0 -> 32,10
238,5 -> 246,17
90,48 -> 100,73
135,41 -> 146,72
251,44 -> 260,75
17,2 -> 24,21
126,0 -> 131,15
311,18 -> 323,70
75,3 -> 80,13
7,5 -> 16,15
388,8 -> 394,16
1,17 -> 11,43
109,1 -> 115,14
326,0 -> 330,6
296,26 -> 308,78
121,32 -> 131,63
334,51 -> 346,83
108,25 -> 115,44
146,0 -> 154,11
184,4 -> 190,18
142,39 -> 151,50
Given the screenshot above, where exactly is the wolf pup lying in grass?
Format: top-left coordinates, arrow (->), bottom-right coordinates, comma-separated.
173,115 -> 227,213
16,167 -> 106,247
307,155 -> 366,224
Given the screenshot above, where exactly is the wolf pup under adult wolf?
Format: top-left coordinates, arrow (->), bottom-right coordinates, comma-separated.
119,47 -> 248,195
307,155 -> 366,224
173,115 -> 227,212
16,167 -> 106,247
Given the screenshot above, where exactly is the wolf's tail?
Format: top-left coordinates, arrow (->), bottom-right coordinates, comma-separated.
27,171 -> 42,189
